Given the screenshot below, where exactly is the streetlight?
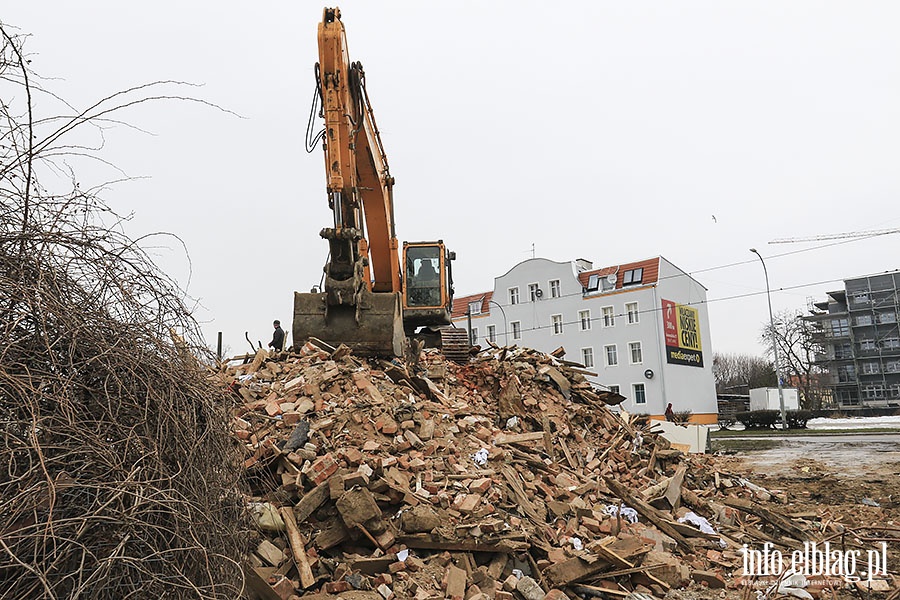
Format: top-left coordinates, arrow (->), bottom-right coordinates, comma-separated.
488,300 -> 509,346
750,248 -> 788,429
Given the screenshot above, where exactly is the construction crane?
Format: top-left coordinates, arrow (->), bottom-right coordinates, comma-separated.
769,228 -> 900,244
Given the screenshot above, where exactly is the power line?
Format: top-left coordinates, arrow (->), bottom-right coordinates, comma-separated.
458,229 -> 888,312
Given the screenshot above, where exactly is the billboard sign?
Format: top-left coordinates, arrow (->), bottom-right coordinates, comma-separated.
662,299 -> 703,367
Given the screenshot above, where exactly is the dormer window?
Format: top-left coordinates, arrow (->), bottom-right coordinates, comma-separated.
586,274 -> 600,291
622,268 -> 643,286
468,300 -> 482,315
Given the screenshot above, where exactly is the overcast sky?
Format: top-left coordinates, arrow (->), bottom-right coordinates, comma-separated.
4,2 -> 899,357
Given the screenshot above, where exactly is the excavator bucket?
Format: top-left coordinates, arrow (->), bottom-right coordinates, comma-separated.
292,289 -> 405,357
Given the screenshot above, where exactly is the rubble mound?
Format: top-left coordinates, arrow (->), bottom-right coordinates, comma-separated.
227,342 -> 889,599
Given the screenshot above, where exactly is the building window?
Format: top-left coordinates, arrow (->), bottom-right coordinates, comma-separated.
890,384 -> 900,398
551,314 -> 563,335
508,287 -> 520,305
622,268 -> 643,286
608,385 -> 620,395
511,321 -> 521,340
602,306 -> 615,327
468,300 -> 482,316
581,347 -> 594,368
487,325 -> 496,343
884,360 -> 900,373
861,362 -> 880,375
863,384 -> 885,399
632,383 -> 646,404
878,311 -> 897,324
833,342 -> 853,360
855,314 -> 873,326
528,283 -> 540,302
471,327 -> 478,344
605,344 -> 618,366
549,279 -> 560,298
883,337 -> 900,350
830,318 -> 850,337
851,292 -> 870,305
837,389 -> 860,406
626,302 -> 639,324
629,341 -> 643,364
579,309 -> 591,331
586,274 -> 600,292
859,339 -> 876,352
837,364 -> 856,383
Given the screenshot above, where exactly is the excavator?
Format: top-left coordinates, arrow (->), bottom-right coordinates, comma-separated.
293,7 -> 468,360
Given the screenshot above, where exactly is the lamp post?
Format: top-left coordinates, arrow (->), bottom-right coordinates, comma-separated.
488,300 -> 509,346
750,248 -> 788,429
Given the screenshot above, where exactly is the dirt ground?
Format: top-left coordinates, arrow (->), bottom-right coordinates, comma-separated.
668,441 -> 900,600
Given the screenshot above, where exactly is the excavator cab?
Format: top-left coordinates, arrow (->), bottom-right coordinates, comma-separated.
402,241 -> 453,331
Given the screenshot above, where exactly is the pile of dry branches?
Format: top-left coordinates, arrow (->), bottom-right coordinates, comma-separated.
1,25 -> 247,599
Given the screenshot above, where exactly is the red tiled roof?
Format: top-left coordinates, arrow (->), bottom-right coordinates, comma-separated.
577,257 -> 660,290
451,291 -> 493,319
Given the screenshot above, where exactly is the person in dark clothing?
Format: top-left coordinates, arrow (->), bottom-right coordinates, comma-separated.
664,402 -> 676,422
269,320 -> 285,351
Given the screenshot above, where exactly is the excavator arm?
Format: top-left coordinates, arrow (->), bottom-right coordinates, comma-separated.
293,7 -> 404,356
293,7 -> 460,358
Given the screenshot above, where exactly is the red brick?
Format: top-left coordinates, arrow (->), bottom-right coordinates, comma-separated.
469,477 -> 492,493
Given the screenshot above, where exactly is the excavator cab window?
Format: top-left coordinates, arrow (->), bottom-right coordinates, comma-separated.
405,245 -> 442,308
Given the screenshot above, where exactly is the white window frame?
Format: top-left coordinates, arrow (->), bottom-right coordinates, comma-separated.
470,327 -> 478,343
549,279 -> 560,298
602,306 -> 615,327
626,302 -> 639,324
468,300 -> 482,316
605,344 -> 618,366
608,385 -> 620,395
878,312 -> 897,324
528,282 -> 540,302
861,362 -> 880,375
883,338 -> 900,350
856,314 -> 873,326
551,314 -> 563,335
581,347 -> 594,368
632,383 -> 646,405
487,324 -> 496,343
859,339 -> 876,351
511,320 -> 521,340
579,309 -> 591,331
629,341 -> 643,364
508,287 -> 520,305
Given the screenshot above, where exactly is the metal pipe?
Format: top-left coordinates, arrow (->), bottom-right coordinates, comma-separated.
750,248 -> 788,429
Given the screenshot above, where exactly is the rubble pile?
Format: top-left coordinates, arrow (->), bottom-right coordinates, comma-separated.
220,342 -> 892,600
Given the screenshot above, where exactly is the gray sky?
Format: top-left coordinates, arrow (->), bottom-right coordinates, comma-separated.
5,2 -> 899,357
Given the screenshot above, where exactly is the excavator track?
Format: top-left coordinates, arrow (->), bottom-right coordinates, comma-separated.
439,328 -> 470,364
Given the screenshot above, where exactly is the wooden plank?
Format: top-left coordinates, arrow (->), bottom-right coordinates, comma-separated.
543,537 -> 651,587
604,477 -> 693,553
495,432 -> 546,445
722,498 -> 816,542
280,507 -> 315,589
242,564 -> 283,600
501,466 -> 540,521
664,465 -> 687,509
397,534 -> 528,553
294,480 -> 331,523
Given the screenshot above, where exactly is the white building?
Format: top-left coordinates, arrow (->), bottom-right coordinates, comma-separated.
451,256 -> 718,423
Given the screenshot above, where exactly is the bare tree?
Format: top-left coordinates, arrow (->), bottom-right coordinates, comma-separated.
712,352 -> 776,394
1,23 -> 247,599
760,309 -> 828,409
